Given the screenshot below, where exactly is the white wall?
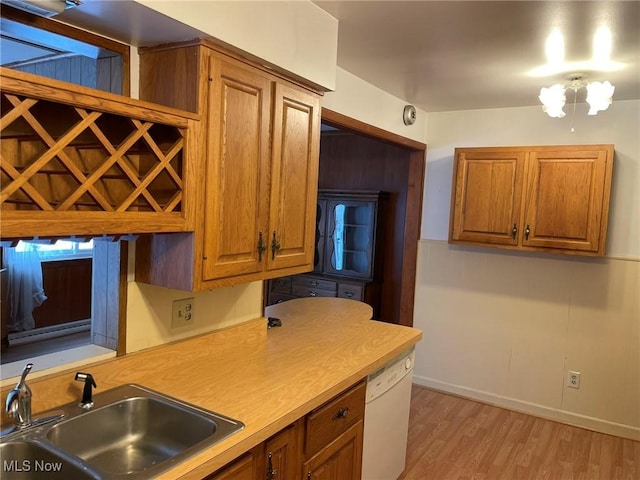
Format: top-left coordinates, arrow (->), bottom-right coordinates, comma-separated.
422,100 -> 640,258
322,67 -> 427,143
414,100 -> 640,440
134,0 -> 338,91
126,281 -> 263,353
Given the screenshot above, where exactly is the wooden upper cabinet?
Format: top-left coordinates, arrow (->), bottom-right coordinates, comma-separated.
449,145 -> 614,256
136,40 -> 321,290
202,57 -> 272,281
522,147 -> 612,253
0,67 -> 199,240
450,149 -> 525,246
267,83 -> 320,272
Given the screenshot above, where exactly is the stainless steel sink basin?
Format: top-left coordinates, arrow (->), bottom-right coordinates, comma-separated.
1,384 -> 244,479
0,441 -> 95,480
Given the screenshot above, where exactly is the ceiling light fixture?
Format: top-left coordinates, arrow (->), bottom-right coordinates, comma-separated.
539,74 -> 615,118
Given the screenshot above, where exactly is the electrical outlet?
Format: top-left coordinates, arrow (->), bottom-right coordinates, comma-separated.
567,370 -> 581,389
171,298 -> 194,328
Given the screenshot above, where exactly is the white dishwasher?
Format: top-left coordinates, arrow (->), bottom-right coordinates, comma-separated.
362,347 -> 414,480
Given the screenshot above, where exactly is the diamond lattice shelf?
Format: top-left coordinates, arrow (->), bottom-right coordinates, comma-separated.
1,68 -> 199,239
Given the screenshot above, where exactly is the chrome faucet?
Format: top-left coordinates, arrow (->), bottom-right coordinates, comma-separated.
5,363 -> 33,429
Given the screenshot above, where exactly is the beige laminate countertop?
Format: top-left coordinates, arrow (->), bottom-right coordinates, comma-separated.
1,297 -> 422,479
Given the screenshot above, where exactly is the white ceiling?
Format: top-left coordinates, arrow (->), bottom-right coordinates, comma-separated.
312,1 -> 640,112
5,1 -> 638,114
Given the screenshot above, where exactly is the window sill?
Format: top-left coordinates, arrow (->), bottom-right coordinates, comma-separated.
0,344 -> 116,387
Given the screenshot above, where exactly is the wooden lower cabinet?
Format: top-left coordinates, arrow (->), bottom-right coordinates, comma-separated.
206,447 -> 263,480
206,422 -> 301,480
206,382 -> 365,480
266,422 -> 302,480
303,421 -> 363,480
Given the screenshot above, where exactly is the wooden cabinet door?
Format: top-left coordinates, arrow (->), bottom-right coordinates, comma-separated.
522,146 -> 613,254
206,447 -> 263,480
202,56 -> 272,281
303,421 -> 363,480
450,148 -> 526,246
267,82 -> 320,272
265,422 -> 301,480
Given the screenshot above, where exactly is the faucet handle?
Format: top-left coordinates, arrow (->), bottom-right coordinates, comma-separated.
75,372 -> 97,409
17,363 -> 33,388
5,363 -> 33,427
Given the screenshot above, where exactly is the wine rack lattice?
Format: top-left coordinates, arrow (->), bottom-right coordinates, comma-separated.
0,68 -> 197,239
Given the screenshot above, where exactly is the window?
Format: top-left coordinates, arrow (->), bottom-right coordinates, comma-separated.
1,239 -> 121,370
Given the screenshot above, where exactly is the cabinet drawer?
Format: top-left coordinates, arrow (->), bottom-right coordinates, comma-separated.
270,277 -> 292,294
305,381 -> 366,456
292,286 -> 336,298
293,276 -> 337,291
337,283 -> 364,301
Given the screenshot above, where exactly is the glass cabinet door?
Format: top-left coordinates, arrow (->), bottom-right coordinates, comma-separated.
313,199 -> 327,273
325,199 -> 376,279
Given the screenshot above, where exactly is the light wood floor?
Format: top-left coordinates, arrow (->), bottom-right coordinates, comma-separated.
398,385 -> 639,480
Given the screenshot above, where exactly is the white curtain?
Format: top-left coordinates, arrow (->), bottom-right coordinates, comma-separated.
3,242 -> 48,332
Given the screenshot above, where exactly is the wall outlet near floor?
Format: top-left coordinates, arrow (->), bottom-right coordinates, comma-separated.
567,370 -> 581,389
171,298 -> 194,328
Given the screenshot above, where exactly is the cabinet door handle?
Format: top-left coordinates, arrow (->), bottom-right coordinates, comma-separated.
307,472 -> 312,480
258,231 -> 267,262
525,224 -> 531,241
271,231 -> 281,260
332,407 -> 349,419
266,452 -> 277,480
511,224 -> 517,239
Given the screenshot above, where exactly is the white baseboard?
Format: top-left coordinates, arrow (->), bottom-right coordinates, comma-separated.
413,374 -> 640,442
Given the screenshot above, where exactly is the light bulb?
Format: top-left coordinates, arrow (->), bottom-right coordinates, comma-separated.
539,84 -> 567,118
586,81 -> 615,115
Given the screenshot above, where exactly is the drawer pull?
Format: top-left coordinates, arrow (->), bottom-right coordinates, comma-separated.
344,290 -> 354,298
332,407 -> 349,420
310,280 -> 319,287
309,291 -> 318,297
